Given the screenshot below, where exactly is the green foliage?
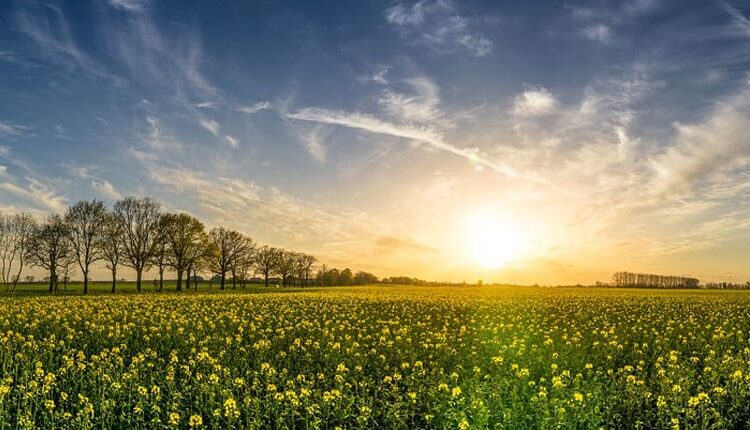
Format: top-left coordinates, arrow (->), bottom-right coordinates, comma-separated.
0,286 -> 749,428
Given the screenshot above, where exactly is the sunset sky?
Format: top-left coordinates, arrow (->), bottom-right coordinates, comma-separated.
0,0 -> 749,284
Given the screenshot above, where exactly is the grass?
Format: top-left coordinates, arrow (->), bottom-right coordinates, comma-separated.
1,285 -> 750,428
2,281 -> 307,296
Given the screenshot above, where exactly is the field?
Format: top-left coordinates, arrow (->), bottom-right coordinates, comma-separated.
1,286 -> 750,429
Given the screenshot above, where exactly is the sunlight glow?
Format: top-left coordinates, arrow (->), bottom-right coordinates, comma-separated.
464,210 -> 526,269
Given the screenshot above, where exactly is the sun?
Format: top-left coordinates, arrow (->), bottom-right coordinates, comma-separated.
464,210 -> 526,269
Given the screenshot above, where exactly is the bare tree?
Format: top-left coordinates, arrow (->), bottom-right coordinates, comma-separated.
275,249 -> 296,287
206,227 -> 253,290
101,212 -> 123,293
150,215 -> 171,292
255,246 -> 280,288
161,213 -> 205,291
27,215 -> 72,293
64,200 -> 107,294
235,237 -> 256,288
113,197 -> 161,292
0,213 -> 36,293
296,253 -> 317,288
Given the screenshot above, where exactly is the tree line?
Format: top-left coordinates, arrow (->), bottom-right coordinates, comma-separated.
611,271 -> 700,289
0,197 -> 378,294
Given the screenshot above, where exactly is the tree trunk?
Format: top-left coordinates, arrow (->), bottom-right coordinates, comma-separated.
111,267 -> 117,293
186,267 -> 191,291
282,275 -> 287,288
264,273 -> 269,288
48,269 -> 55,293
158,268 -> 164,292
232,269 -> 237,289
175,269 -> 181,292
136,268 -> 142,293
83,270 -> 88,295
220,272 -> 225,290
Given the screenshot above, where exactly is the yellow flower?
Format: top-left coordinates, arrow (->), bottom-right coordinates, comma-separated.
168,412 -> 180,426
573,392 -> 584,402
451,386 -> 462,398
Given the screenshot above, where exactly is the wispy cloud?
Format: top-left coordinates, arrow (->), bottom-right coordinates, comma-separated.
99,0 -> 217,97
92,179 -> 124,200
378,76 -> 442,123
298,125 -> 328,163
237,101 -> 270,115
198,118 -> 220,136
385,0 -> 492,57
14,3 -> 114,81
0,176 -> 67,214
720,1 -> 750,38
0,120 -> 30,138
224,135 -> 239,148
582,24 -> 612,43
512,87 -> 557,116
650,87 -> 750,196
108,0 -> 151,13
286,107 -> 533,180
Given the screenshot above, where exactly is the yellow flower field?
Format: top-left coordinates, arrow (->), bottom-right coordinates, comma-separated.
1,286 -> 750,428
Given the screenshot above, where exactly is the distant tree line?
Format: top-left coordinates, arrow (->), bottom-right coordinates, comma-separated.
0,197 -> 382,294
611,271 -> 700,289
701,281 -> 750,290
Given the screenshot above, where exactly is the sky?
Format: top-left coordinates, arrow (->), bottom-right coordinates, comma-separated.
0,0 -> 749,284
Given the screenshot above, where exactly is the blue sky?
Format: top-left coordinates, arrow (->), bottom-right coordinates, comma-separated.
1,0 -> 749,283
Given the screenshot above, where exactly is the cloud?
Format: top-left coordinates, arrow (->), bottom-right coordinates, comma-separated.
144,165 -> 385,252
199,118 -> 220,136
378,76 -> 442,122
0,120 -> 30,138
108,0 -> 151,13
92,179 -> 123,200
224,135 -> 239,148
512,87 -> 557,116
582,24 -> 612,43
375,236 -> 439,254
144,116 -> 182,151
14,3 -> 114,80
195,101 -> 218,109
720,1 -> 750,38
651,87 -> 750,195
286,107 -> 533,180
237,101 -> 270,115
99,2 -> 217,96
299,126 -> 327,163
0,176 -> 67,214
385,0 -> 492,57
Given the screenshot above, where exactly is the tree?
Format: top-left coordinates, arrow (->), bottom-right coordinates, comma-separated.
64,200 -> 107,294
27,215 -> 72,293
161,213 -> 205,291
0,212 -> 36,293
235,239 -> 256,288
101,212 -> 124,293
293,253 -> 317,287
113,197 -> 161,293
354,271 -> 379,285
275,250 -> 296,287
151,219 -> 170,292
339,268 -> 354,286
59,254 -> 77,291
206,227 -> 253,290
255,246 -> 280,287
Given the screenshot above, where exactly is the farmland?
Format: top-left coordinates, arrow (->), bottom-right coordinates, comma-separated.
1,286 -> 750,429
